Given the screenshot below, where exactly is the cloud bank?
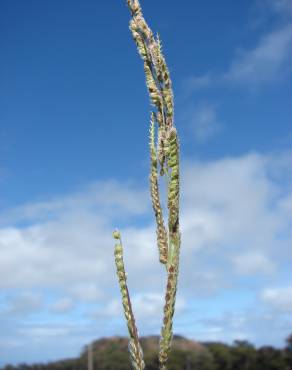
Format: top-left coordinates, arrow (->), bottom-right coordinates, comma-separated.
1,151 -> 292,364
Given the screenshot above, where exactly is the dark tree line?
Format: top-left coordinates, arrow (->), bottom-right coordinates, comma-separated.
2,334 -> 292,370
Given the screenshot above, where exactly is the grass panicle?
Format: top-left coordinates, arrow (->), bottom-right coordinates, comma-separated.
113,1 -> 181,369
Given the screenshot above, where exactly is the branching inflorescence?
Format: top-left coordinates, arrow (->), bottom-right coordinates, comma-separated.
113,1 -> 181,369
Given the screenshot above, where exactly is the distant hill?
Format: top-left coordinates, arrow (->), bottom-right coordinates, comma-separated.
1,334 -> 291,370
77,335 -> 210,370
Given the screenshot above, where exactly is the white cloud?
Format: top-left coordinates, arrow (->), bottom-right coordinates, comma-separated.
196,309 -> 292,346
19,326 -> 71,338
261,286 -> 292,312
0,221 -> 111,290
184,74 -> 212,91
186,7 -> 292,91
187,103 -> 221,142
231,252 -> 276,275
0,151 -> 289,298
104,293 -> 165,319
133,293 -> 185,319
0,180 -> 149,226
50,298 -> 74,313
0,179 -> 153,296
258,0 -> 292,16
272,0 -> 292,13
69,283 -> 104,302
223,24 -> 292,85
1,292 -> 42,316
95,292 -> 186,336
182,153 -> 280,248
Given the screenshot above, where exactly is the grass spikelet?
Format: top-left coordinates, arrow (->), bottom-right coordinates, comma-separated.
149,114 -> 168,265
113,231 -> 145,370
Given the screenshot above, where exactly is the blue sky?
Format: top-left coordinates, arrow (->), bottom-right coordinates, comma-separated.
1,0 -> 292,365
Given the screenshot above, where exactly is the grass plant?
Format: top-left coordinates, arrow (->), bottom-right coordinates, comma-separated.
113,1 -> 181,369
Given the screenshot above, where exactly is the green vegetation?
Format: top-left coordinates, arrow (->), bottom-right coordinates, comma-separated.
2,335 -> 292,370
